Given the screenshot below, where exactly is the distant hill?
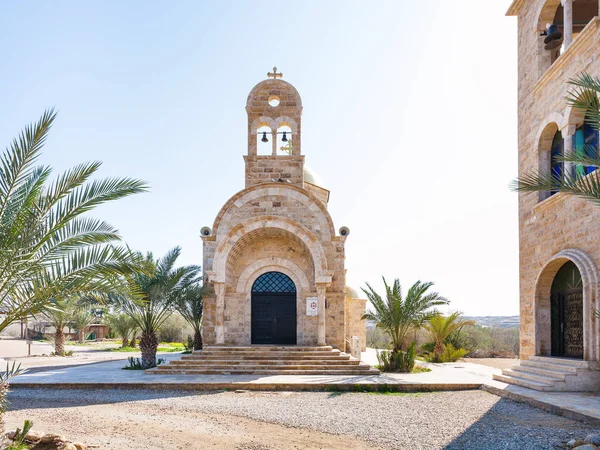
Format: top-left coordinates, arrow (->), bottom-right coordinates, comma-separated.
365,316 -> 519,329
462,316 -> 519,328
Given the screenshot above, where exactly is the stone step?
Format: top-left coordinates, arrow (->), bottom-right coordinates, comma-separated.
190,351 -> 343,358
149,367 -> 380,376
520,360 -> 580,374
528,356 -> 590,368
173,359 -> 360,366
158,364 -> 370,371
182,355 -> 350,361
509,364 -> 568,381
201,346 -> 334,352
502,368 -> 563,384
493,373 -> 555,391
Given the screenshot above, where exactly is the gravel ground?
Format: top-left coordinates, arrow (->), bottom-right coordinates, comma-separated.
4,388 -> 599,449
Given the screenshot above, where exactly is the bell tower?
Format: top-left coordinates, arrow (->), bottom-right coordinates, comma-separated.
244,67 -> 305,188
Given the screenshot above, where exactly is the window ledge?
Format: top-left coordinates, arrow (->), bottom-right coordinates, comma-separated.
533,17 -> 600,96
534,191 -> 566,213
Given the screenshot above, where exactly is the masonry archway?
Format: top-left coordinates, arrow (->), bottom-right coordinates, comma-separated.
534,249 -> 600,361
251,271 -> 297,345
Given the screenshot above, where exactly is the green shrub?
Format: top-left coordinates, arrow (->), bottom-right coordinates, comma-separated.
376,342 -> 416,373
123,357 -> 165,370
425,343 -> 468,363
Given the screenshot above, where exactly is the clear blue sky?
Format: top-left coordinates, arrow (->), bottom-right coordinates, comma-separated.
0,0 -> 518,315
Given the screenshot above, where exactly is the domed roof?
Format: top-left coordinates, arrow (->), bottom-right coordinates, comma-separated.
345,285 -> 361,299
303,166 -> 325,187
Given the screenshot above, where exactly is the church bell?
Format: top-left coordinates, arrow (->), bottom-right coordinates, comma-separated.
544,24 -> 563,50
281,131 -> 288,142
261,132 -> 269,143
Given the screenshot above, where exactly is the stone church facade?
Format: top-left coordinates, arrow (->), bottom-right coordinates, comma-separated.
200,70 -> 366,352
500,0 -> 600,390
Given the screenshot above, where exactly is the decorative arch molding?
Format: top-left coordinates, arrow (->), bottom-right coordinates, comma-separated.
252,116 -> 278,132
212,216 -> 329,284
246,79 -> 303,110
211,183 -> 336,240
535,0 -> 561,31
275,116 -> 298,133
534,248 -> 600,362
237,258 -> 310,294
534,112 -> 564,147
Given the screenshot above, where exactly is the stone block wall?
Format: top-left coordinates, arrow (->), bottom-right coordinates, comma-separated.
345,298 -> 367,352
244,155 -> 304,188
511,1 -> 600,360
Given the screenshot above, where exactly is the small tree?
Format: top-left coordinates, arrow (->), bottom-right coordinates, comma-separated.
361,278 -> 448,353
42,297 -> 78,356
72,307 -> 95,343
361,278 -> 448,372
424,312 -> 475,362
106,311 -> 136,347
176,284 -> 204,350
120,248 -> 200,368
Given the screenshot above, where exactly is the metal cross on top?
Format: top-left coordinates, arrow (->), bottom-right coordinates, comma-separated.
267,66 -> 283,79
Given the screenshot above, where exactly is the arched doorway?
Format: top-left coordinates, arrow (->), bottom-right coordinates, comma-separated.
551,261 -> 584,358
251,271 -> 297,345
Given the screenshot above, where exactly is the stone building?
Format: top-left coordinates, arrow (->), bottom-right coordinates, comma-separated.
497,0 -> 600,391
199,69 -> 367,353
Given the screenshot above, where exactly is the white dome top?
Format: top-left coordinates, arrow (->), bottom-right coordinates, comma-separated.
303,166 -> 325,187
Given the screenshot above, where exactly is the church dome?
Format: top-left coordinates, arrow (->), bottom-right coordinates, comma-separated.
345,285 -> 361,299
303,166 -> 325,187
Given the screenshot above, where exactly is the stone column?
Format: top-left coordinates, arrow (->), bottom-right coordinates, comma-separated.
562,124 -> 576,179
562,0 -> 573,50
271,130 -> 277,156
214,282 -> 226,345
316,284 -> 327,345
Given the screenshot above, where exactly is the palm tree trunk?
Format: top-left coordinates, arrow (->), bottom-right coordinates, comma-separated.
433,340 -> 444,361
121,334 -> 129,348
140,331 -> 158,368
78,329 -> 85,344
130,331 -> 137,348
193,329 -> 203,351
55,328 -> 65,356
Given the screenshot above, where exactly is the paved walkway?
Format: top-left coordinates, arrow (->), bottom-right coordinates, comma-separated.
7,350 -> 600,426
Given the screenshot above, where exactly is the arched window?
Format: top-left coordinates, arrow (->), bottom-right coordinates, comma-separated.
550,130 -> 564,196
573,120 -> 599,177
252,272 -> 296,293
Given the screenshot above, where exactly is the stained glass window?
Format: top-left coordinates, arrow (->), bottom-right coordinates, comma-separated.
550,130 -> 563,196
252,272 -> 296,293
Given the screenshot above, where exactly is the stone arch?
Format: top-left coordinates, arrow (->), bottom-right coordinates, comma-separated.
536,0 -> 562,31
534,249 -> 600,361
246,79 -> 303,111
275,116 -> 298,133
251,116 -> 278,133
536,118 -> 562,201
212,216 -> 329,284
244,262 -> 307,345
237,258 -> 310,294
211,183 -> 337,240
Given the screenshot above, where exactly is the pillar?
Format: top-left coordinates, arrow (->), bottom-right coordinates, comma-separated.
214,282 -> 226,345
316,284 -> 327,345
271,130 -> 277,155
562,124 -> 576,179
563,0 -> 573,50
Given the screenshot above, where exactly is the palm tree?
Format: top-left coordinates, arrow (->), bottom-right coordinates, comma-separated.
513,72 -> 600,203
120,248 -> 200,368
106,311 -> 137,348
176,284 -> 204,350
0,110 -> 148,333
361,278 -> 448,352
424,312 -> 475,361
42,296 -> 78,356
72,306 -> 96,344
